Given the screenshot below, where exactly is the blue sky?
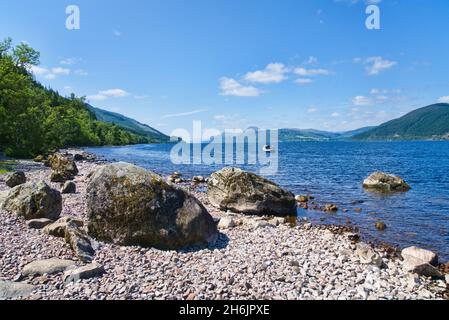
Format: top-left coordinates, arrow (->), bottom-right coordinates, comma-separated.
1,0 -> 449,135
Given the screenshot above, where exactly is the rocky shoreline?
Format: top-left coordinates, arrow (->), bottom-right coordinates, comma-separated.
0,152 -> 448,300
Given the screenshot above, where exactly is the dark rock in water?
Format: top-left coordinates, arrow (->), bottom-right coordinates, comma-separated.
61,181 -> 76,194
64,222 -> 95,263
192,176 -> 206,183
48,153 -> 78,182
73,151 -> 96,162
375,221 -> 387,231
5,171 -> 26,188
86,162 -> 218,250
295,195 -> 309,203
363,172 -> 411,192
324,204 -> 339,212
207,167 -> 296,216
1,181 -> 62,220
0,281 -> 35,299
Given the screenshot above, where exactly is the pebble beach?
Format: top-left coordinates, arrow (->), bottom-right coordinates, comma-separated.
0,157 -> 448,300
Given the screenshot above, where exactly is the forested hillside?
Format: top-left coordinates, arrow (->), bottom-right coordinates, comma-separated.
0,38 -> 161,158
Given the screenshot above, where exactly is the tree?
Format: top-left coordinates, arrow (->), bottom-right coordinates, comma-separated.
12,42 -> 40,67
0,37 -> 12,57
0,37 -> 153,158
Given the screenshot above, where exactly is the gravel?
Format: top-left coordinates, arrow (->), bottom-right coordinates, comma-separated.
0,160 -> 447,300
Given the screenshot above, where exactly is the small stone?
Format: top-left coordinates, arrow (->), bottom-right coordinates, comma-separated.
295,195 -> 309,203
375,221 -> 387,231
252,220 -> 274,229
186,293 -> 196,300
5,171 -> 26,188
64,222 -> 95,262
192,176 -> 206,183
355,244 -> 383,268
0,281 -> 35,299
26,218 -> 54,229
218,217 -> 236,230
324,204 -> 338,212
42,216 -> 84,237
61,181 -> 76,194
63,263 -> 105,283
22,258 -> 76,277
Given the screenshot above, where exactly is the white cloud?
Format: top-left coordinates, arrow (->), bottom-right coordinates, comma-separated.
214,115 -> 226,121
29,65 -> 49,75
134,95 -> 150,100
352,95 -> 373,106
295,78 -> 314,85
87,88 -> 130,101
113,30 -> 122,37
29,65 -> 72,80
74,69 -> 88,76
243,63 -> 288,84
60,58 -> 77,65
303,56 -> 319,65
163,109 -> 206,118
307,107 -> 318,113
331,112 -> 340,117
363,56 -> 397,76
437,96 -> 449,103
294,67 -> 330,76
219,77 -> 262,97
52,67 -> 71,75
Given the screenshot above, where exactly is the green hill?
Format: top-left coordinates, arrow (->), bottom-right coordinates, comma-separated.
353,103 -> 449,141
278,127 -> 375,142
0,38 -> 168,158
86,105 -> 170,142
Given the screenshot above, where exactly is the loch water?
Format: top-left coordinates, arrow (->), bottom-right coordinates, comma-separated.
87,141 -> 449,261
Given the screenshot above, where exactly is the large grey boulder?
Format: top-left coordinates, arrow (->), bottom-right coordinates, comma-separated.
86,162 -> 218,250
402,246 -> 442,277
5,171 -> 26,188
1,181 -> 62,220
207,167 -> 296,216
363,172 -> 411,192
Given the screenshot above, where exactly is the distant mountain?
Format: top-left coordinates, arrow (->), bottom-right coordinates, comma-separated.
278,127 -> 374,142
353,103 -> 449,141
86,104 -> 171,142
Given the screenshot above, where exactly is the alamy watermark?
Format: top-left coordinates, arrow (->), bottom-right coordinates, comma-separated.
66,5 -> 80,30
169,122 -> 279,175
366,4 -> 381,30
